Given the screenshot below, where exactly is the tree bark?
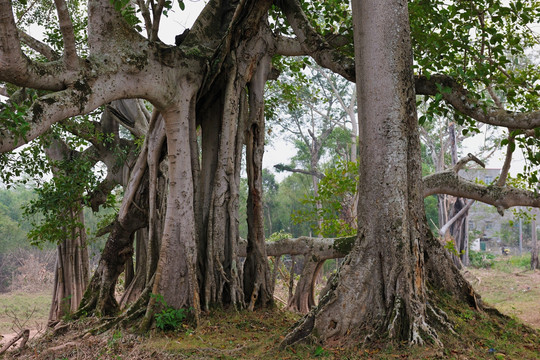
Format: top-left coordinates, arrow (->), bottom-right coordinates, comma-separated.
244,53 -> 274,310
531,211 -> 539,270
149,83 -> 200,314
283,0 -> 451,346
48,207 -> 89,324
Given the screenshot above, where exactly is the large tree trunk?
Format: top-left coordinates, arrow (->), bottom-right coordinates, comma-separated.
149,84 -> 200,314
283,0 -> 471,347
78,210 -> 147,317
196,74 -> 246,310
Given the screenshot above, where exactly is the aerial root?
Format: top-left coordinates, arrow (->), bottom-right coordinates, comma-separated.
279,313 -> 316,349
411,317 -> 443,348
426,301 -> 457,336
86,286 -> 152,336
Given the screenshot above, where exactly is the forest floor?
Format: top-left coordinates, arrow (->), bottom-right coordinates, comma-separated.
0,256 -> 539,359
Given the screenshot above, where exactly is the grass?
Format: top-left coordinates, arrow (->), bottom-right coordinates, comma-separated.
0,291 -> 50,333
13,293 -> 538,359
492,253 -> 532,272
468,254 -> 540,331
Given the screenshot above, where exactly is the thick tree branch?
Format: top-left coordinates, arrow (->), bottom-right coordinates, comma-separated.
54,0 -> 79,69
415,75 -> 540,129
275,34 -> 350,58
274,163 -> 324,179
238,235 -> 355,259
496,133 -> 514,187
275,35 -> 303,56
0,1 -> 79,90
0,0 -> 28,81
0,73 -> 150,153
423,171 -> 540,214
277,0 -> 354,82
18,30 -> 60,61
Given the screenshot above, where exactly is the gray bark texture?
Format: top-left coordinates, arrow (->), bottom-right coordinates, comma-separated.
48,208 -> 89,324
282,0 -> 478,347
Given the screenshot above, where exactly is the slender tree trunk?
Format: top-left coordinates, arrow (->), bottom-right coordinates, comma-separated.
244,54 -> 273,310
119,229 -> 148,308
48,207 -> 89,324
45,140 -> 90,324
531,211 -> 539,270
286,258 -> 324,313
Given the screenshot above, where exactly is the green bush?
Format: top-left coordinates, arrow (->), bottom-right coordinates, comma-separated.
469,250 -> 495,268
151,293 -> 190,331
493,253 -> 532,272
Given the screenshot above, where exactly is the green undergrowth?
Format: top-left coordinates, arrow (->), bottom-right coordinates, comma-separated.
492,253 -> 532,273
6,290 -> 540,359
137,296 -> 539,360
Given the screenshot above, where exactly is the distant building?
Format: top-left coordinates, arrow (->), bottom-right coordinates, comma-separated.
459,168 -> 531,253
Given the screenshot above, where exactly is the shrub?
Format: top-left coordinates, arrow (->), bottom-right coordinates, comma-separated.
469,250 -> 495,269
151,293 -> 190,331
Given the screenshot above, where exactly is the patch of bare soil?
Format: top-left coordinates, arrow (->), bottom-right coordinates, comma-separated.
1,328 -> 42,346
465,268 -> 540,329
0,319 -> 169,359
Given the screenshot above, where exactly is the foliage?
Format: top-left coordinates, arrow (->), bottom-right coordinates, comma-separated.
0,187 -> 35,252
293,159 -> 357,237
267,173 -> 314,238
267,230 -> 292,242
22,153 -> 109,247
493,253 -> 532,272
151,293 -> 190,331
469,249 -> 496,268
424,195 -> 439,234
444,239 -> 463,256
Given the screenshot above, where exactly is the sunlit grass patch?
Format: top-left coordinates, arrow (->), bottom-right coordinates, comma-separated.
0,291 -> 50,333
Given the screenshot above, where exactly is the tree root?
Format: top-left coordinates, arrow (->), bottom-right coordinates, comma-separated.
0,329 -> 29,355
426,300 -> 457,336
279,313 -> 316,349
42,341 -> 79,356
87,285 -> 152,335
